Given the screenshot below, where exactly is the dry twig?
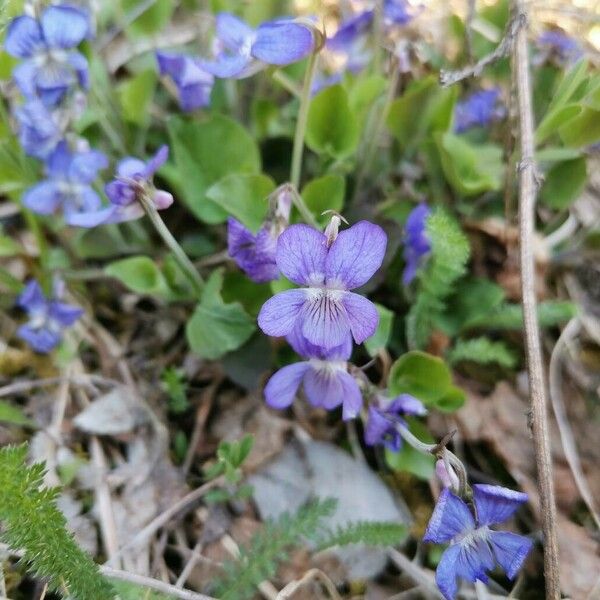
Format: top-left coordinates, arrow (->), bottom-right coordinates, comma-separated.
100,565 -> 217,600
548,318 -> 600,529
513,1 -> 560,597
275,568 -> 342,600
440,13 -> 525,87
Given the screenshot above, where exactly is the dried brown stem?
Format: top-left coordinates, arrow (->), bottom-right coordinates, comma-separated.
440,13 -> 525,87
513,2 -> 560,597
100,566 -> 217,600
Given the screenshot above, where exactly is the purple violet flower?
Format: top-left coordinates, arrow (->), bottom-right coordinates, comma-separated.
424,485 -> 533,600
227,187 -> 292,283
454,89 -> 505,134
537,31 -> 583,64
327,10 -> 374,54
14,99 -> 63,159
16,279 -> 83,353
402,203 -> 431,286
156,51 -> 214,112
23,141 -> 108,223
69,145 -> 173,228
364,393 -> 426,451
258,220 -> 387,350
228,219 -> 279,283
383,0 -> 413,26
202,13 -> 315,79
264,325 -> 362,419
5,5 -> 91,106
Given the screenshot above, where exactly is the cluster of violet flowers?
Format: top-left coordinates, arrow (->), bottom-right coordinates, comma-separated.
315,0 -> 415,91
227,204 -> 531,597
6,2 -> 175,351
157,12 -> 317,111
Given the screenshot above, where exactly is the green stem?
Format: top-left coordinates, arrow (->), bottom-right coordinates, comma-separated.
290,51 -> 319,190
139,195 -> 204,297
396,424 -> 467,496
22,210 -> 50,286
272,70 -> 302,99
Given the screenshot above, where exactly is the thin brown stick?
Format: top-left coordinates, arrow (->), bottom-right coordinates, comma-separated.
513,2 -> 560,598
548,318 -> 600,529
104,476 -> 224,566
100,565 -> 217,600
275,568 -> 342,600
440,13 -> 525,87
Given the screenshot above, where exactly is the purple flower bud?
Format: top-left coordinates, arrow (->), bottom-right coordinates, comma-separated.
5,5 -> 91,106
364,393 -> 426,451
201,13 -> 315,80
16,279 -> 83,353
435,459 -> 460,490
264,324 -> 362,420
69,145 -> 173,228
156,51 -> 214,112
423,485 -> 533,600
402,203 -> 431,285
258,221 -> 387,351
454,89 -> 505,134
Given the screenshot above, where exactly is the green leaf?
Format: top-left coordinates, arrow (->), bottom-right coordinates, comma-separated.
0,445 -> 114,600
545,59 -> 588,116
441,277 -> 505,336
407,210 -> 471,349
364,304 -> 394,357
306,85 -> 360,158
105,256 -> 170,295
347,73 -> 387,127
559,107 -> 600,147
300,174 -> 345,225
317,521 -> 407,551
386,77 -> 457,152
118,69 -> 157,126
540,157 -> 587,210
535,147 -> 582,163
167,115 -> 261,223
122,0 -> 174,37
386,77 -> 436,149
214,498 -> 337,600
436,132 -> 503,196
389,351 -> 450,403
0,234 -> 21,257
0,401 -> 35,427
385,419 -> 435,479
388,350 -> 465,412
464,300 -> 577,330
448,337 -> 517,368
206,173 -> 275,234
535,104 -> 581,145
186,270 -> 256,360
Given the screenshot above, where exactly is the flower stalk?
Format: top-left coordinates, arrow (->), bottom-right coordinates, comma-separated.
290,48 -> 319,191
139,193 -> 204,297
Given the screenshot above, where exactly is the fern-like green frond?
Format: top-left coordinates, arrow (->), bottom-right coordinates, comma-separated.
317,521 -> 407,551
462,300 -> 577,331
213,498 -> 337,600
447,337 -> 517,368
0,444 -> 114,600
407,210 -> 470,349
